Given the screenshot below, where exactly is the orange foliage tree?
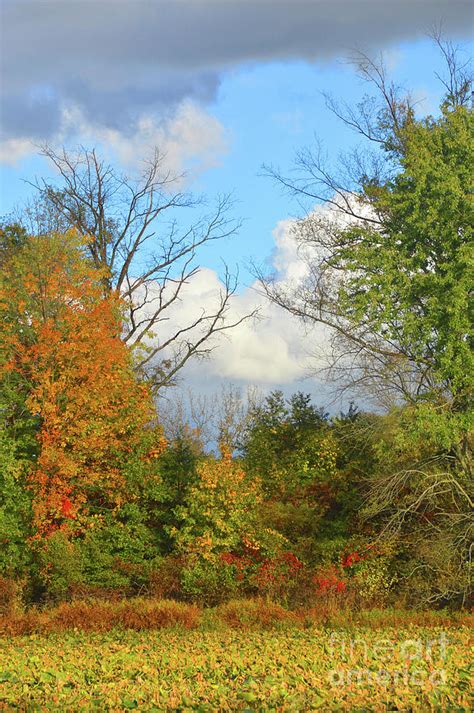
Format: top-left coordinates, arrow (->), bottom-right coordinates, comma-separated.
2,231 -> 157,537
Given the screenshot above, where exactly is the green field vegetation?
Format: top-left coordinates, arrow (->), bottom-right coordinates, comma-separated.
0,623 -> 471,711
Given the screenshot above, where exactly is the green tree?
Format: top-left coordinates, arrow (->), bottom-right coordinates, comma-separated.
242,392 -> 360,564
0,223 -> 38,578
260,41 -> 473,603
242,391 -> 331,494
0,426 -> 32,577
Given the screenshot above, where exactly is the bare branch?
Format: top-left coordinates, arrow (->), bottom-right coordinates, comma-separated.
21,146 -> 247,389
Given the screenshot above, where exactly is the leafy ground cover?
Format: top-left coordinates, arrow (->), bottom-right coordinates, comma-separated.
0,622 -> 471,710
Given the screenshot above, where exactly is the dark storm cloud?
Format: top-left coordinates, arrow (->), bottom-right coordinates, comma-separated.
1,91 -> 62,140
59,70 -> 221,133
1,0 -> 472,140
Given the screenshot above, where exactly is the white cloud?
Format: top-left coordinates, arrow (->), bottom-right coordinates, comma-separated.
202,281 -> 310,384
89,102 -> 229,178
139,212 -> 330,387
0,100 -> 229,180
271,217 -> 310,283
144,196 -> 376,392
0,137 -> 35,165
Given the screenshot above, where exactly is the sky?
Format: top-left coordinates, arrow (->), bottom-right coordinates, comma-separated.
1,0 -> 472,409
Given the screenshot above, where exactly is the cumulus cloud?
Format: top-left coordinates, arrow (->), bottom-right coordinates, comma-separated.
144,192 -> 380,394
271,218 -> 310,283
0,137 -> 35,165
1,0 -> 470,157
181,267 -> 312,384
141,212 -> 330,388
99,101 -> 228,176
0,99 -> 228,178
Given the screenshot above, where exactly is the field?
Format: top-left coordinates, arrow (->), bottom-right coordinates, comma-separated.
0,619 -> 471,711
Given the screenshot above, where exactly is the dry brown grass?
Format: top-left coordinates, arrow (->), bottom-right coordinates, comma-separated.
0,598 -> 200,635
0,577 -> 20,614
299,605 -> 473,629
215,598 -> 299,629
0,592 -> 470,636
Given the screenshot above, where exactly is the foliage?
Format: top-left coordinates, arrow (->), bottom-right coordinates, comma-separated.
0,598 -> 200,636
261,47 -> 473,410
36,531 -> 83,600
352,557 -> 394,607
258,51 -> 473,604
362,408 -> 473,605
147,556 -> 185,600
216,598 -> 298,628
78,510 -> 160,593
1,231 -> 155,539
180,555 -> 241,605
147,434 -> 200,553
242,391 -> 363,568
172,448 -> 265,558
0,577 -> 22,615
242,391 -> 331,494
0,427 -> 32,576
28,146 -> 245,390
0,223 -> 40,471
0,625 -> 471,710
0,41 -> 471,612
251,551 -> 304,601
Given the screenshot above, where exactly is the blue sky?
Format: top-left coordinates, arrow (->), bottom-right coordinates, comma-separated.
1,36 -> 468,281
0,1 -> 472,406
192,38 -> 454,279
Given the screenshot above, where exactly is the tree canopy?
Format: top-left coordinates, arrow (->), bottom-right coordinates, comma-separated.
258,42 -> 473,603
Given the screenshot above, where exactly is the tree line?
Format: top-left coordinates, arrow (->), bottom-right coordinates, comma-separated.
0,37 -> 472,609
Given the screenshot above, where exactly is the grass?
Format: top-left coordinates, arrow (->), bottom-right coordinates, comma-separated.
1,596 -> 471,635
0,598 -> 200,635
0,609 -> 471,710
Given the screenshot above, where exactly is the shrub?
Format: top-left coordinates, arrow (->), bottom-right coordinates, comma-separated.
353,557 -> 395,607
0,598 -> 200,635
147,556 -> 184,600
181,555 -> 241,605
308,564 -> 355,620
339,544 -> 397,607
77,506 -> 163,593
251,551 -> 304,602
37,531 -> 83,600
173,450 -> 264,558
312,564 -> 348,596
117,599 -> 200,631
216,598 -> 298,629
0,576 -> 22,614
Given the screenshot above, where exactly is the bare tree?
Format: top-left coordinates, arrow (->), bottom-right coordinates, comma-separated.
258,36 -> 472,406
257,50 -> 423,407
262,50 -> 415,230
263,33 -> 471,231
431,28 -> 472,109
158,383 -> 263,454
257,38 -> 473,605
362,438 -> 474,605
25,145 -> 254,390
253,200 -> 435,407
